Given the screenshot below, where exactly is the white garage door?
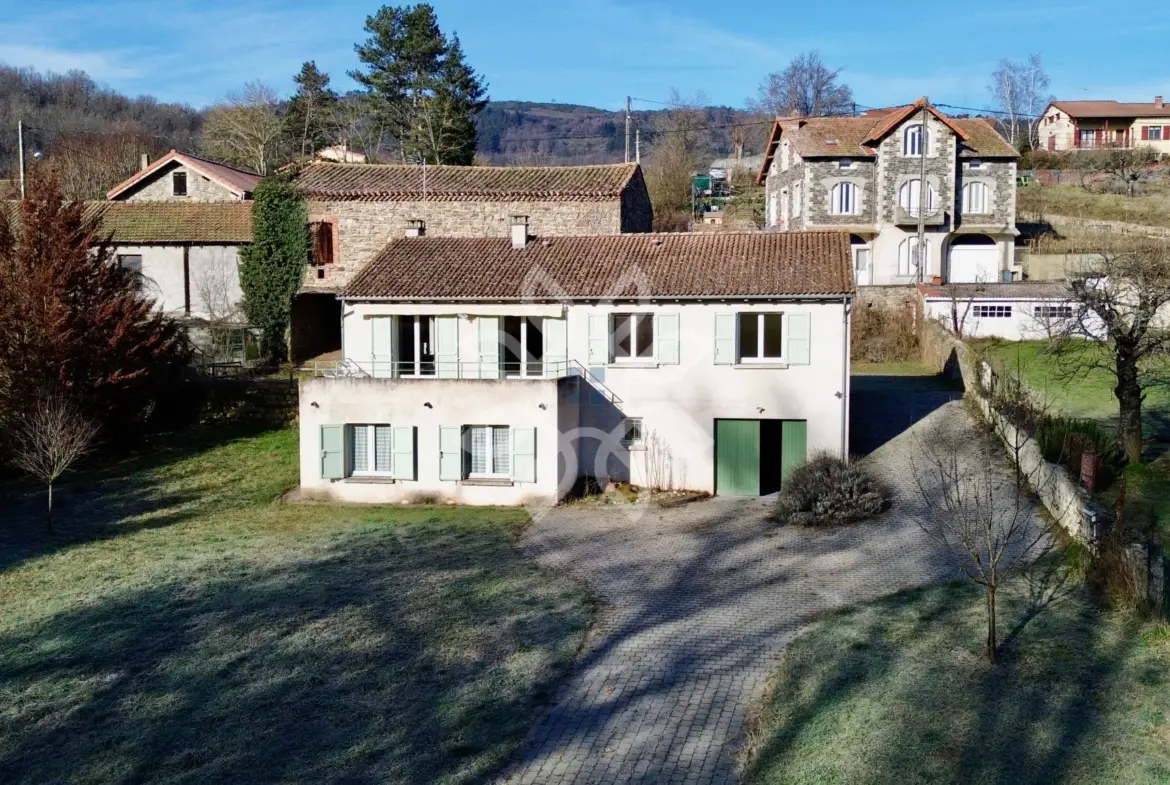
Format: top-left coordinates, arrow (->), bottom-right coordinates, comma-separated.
948,245 -> 999,283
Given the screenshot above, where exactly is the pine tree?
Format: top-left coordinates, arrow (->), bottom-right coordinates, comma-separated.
238,176 -> 309,362
350,3 -> 488,164
0,176 -> 186,436
285,61 -> 339,158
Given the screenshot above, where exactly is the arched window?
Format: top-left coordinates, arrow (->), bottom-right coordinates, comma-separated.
903,124 -> 926,156
962,182 -> 990,214
898,179 -> 937,216
898,237 -> 931,277
830,182 -> 858,215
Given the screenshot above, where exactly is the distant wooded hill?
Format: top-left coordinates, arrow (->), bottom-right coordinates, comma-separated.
475,101 -> 765,166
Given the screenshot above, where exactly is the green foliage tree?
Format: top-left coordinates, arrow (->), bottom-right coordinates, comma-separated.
285,61 -> 339,158
350,3 -> 488,164
239,177 -> 309,362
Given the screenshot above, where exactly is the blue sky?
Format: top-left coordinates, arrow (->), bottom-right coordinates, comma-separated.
1,0 -> 1167,112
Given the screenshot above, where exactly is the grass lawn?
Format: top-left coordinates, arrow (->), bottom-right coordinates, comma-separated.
743,577 -> 1170,785
0,426 -> 591,785
979,339 -> 1170,441
1018,183 -> 1170,227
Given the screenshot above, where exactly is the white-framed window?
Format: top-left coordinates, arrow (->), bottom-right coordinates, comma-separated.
903,124 -> 926,156
1034,304 -> 1073,319
612,313 -> 654,361
1078,129 -> 1097,147
1150,126 -> 1164,141
838,160 -> 855,170
348,424 -> 392,476
172,171 -> 187,196
966,159 -> 985,170
962,182 -> 990,215
830,182 -> 858,215
466,425 -> 510,477
737,312 -> 784,362
898,179 -> 937,216
897,237 -> 931,277
768,191 -> 780,227
793,183 -> 802,218
973,305 -> 1012,318
502,315 -> 544,377
397,315 -> 437,377
621,417 -> 643,446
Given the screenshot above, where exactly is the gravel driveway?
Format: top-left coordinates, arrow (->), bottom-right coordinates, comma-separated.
498,401 -> 1038,784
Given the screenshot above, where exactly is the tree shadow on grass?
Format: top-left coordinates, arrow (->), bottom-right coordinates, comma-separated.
0,519 -> 588,785
0,423 -> 293,575
741,564 -> 1150,785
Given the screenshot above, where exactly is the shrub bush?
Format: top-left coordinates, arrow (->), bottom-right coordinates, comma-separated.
773,453 -> 889,527
851,302 -> 919,363
1034,415 -> 1124,487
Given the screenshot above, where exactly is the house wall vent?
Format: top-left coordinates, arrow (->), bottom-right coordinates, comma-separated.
405,219 -> 426,238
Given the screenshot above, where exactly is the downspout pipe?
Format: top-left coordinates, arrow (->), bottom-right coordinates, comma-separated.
841,295 -> 852,460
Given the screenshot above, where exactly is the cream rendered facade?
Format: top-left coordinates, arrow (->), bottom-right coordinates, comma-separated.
299,298 -> 851,505
113,244 -> 243,320
1040,103 -> 1170,154
763,111 -> 1017,287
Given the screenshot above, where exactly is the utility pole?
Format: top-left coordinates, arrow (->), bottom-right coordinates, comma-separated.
916,97 -> 929,283
624,96 -> 631,164
635,128 -> 640,164
17,120 -> 25,200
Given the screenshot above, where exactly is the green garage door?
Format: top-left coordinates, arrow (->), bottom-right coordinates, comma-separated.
715,419 -> 760,496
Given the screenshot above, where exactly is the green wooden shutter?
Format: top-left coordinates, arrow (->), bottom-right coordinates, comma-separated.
587,314 -> 608,365
544,316 -> 568,376
780,420 -> 808,484
477,317 -> 500,379
392,426 -> 416,480
656,313 -> 680,365
371,317 -> 394,378
714,313 -> 735,365
320,425 -> 345,479
435,316 -> 459,378
439,426 -> 463,481
787,313 -> 811,365
512,427 -> 536,483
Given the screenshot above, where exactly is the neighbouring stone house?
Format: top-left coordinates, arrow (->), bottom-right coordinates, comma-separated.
288,161 -> 654,362
298,230 -> 853,505
757,99 -> 1020,287
107,149 -> 261,203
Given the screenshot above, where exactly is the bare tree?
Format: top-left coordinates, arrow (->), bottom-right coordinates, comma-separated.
192,248 -> 245,361
202,82 -> 284,174
748,52 -> 854,118
989,54 -> 1050,150
642,89 -> 708,231
10,393 -> 99,532
1053,238 -> 1170,463
1079,145 -> 1160,197
913,404 -> 1051,663
330,93 -> 393,163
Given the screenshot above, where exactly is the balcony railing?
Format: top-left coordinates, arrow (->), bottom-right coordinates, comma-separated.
300,359 -> 575,380
894,205 -> 946,226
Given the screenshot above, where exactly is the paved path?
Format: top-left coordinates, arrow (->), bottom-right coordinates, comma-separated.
499,401 -> 1038,784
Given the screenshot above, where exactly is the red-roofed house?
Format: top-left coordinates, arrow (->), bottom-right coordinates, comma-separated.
757,99 -> 1019,287
107,150 -> 261,202
1040,97 -> 1170,152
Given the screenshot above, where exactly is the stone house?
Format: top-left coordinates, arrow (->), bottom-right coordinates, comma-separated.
107,149 -> 261,203
1040,97 -> 1170,153
757,99 -> 1019,286
289,161 -> 653,361
298,229 -> 852,505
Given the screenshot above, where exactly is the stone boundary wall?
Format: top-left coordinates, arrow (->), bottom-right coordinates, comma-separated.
1020,211 -> 1170,240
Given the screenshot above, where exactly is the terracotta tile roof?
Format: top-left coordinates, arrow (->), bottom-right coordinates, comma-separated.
106,150 -> 262,200
917,281 -> 1070,300
757,103 -> 1017,182
1050,100 -> 1170,119
342,231 -> 854,300
85,202 -> 253,243
953,119 -> 1019,157
295,162 -> 641,202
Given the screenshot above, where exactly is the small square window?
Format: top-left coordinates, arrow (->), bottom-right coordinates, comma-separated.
622,417 -> 643,445
172,171 -> 188,196
967,159 -> 983,169
738,313 -> 784,362
838,160 -> 854,170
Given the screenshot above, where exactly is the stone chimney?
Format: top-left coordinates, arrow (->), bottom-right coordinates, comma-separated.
405,219 -> 426,238
1156,96 -> 1164,109
510,216 -> 529,250
139,153 -> 150,171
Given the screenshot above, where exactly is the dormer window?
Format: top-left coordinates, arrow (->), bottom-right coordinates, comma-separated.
903,124 -> 926,156
172,171 -> 188,197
